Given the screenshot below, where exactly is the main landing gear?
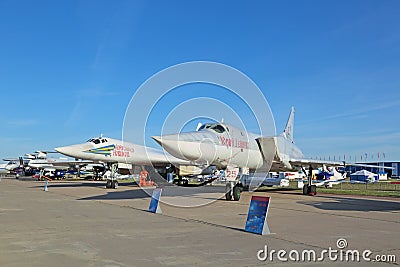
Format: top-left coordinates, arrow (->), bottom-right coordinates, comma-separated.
225,181 -> 243,201
105,163 -> 119,189
302,184 -> 317,196
106,179 -> 119,189
302,165 -> 317,196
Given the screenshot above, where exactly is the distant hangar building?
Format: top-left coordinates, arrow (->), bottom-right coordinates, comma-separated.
346,161 -> 400,178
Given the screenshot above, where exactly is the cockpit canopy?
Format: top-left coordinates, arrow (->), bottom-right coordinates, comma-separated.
86,137 -> 108,144
198,123 -> 227,134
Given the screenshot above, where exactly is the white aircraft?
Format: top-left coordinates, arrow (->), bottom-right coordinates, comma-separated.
152,107 -> 351,200
28,157 -> 91,170
54,136 -> 192,188
0,159 -> 21,175
310,166 -> 347,188
16,150 -> 90,178
25,151 -> 54,160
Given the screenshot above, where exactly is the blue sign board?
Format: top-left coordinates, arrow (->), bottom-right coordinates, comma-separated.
245,196 -> 271,235
148,188 -> 162,214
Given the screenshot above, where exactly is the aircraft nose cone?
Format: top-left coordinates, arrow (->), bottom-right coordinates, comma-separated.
152,134 -> 193,160
55,143 -> 93,160
54,146 -> 71,156
55,145 -> 83,158
152,135 -> 181,156
152,136 -> 163,146
152,133 -> 217,162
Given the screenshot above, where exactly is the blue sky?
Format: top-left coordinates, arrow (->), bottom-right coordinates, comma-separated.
1,0 -> 399,162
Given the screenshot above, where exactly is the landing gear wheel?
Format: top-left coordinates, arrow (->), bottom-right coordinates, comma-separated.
183,179 -> 188,186
111,180 -> 119,189
225,190 -> 232,201
233,185 -> 242,201
225,183 -> 232,201
302,184 -> 310,195
310,185 -> 317,196
106,180 -> 112,189
303,184 -> 317,196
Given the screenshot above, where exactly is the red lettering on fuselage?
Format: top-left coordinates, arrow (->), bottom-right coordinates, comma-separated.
112,144 -> 134,157
219,136 -> 249,150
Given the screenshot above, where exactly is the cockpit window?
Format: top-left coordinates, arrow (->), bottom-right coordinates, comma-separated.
210,124 -> 226,133
198,124 -> 212,131
198,125 -> 205,131
86,138 -> 107,144
198,123 -> 226,133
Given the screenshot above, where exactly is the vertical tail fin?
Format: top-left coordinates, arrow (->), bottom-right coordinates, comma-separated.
283,107 -> 295,143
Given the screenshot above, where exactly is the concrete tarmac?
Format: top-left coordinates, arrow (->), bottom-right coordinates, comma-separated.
1,177 -> 399,266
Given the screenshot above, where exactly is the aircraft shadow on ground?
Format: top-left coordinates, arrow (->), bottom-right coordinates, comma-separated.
79,189 -> 151,200
78,186 -> 227,201
30,181 -> 136,189
298,195 -> 400,212
255,187 -> 302,194
77,188 -> 247,234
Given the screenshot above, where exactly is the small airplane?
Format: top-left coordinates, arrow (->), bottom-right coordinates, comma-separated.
10,149 -> 92,180
152,107 -> 389,200
311,166 -> 347,188
54,136 -> 194,188
0,158 -> 22,175
25,151 -> 55,160
27,156 -> 95,180
27,157 -> 91,170
1,152 -> 67,177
